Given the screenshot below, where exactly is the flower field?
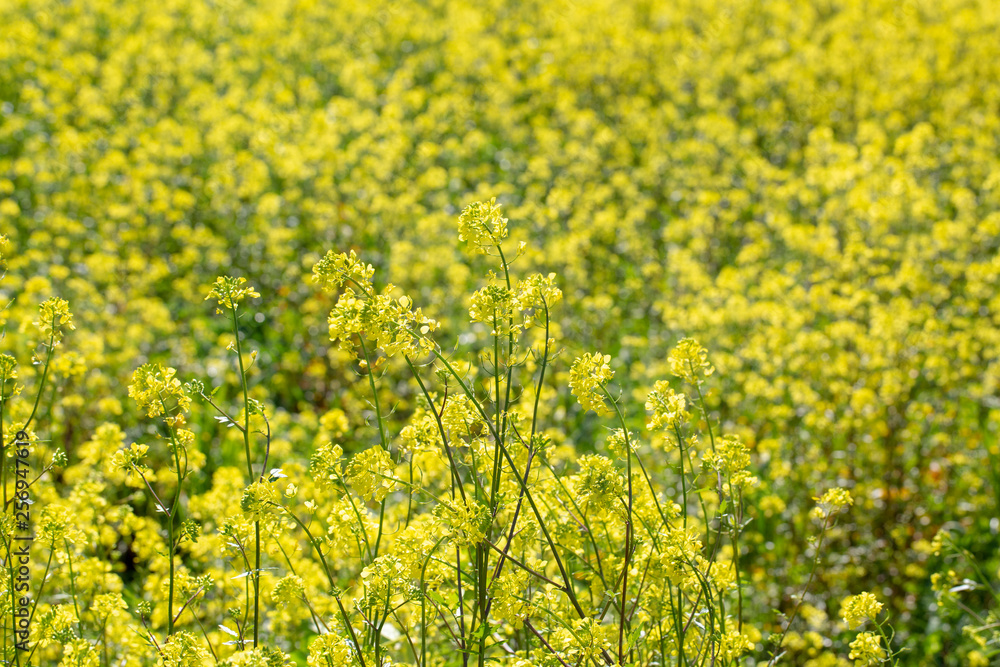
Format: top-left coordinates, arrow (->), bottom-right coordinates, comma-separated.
1,0 -> 999,664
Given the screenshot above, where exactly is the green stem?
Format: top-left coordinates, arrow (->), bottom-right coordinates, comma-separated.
230,303 -> 260,647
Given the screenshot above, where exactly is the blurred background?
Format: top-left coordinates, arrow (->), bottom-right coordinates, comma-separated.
1,0 -> 999,662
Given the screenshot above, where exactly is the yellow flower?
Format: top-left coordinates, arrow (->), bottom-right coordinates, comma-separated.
718,629 -> 755,660
810,487 -> 854,521
645,381 -> 689,430
160,631 -> 209,667
109,443 -> 150,477
703,435 -> 759,490
569,352 -> 614,416
841,592 -> 884,629
848,631 -> 885,666
240,480 -> 278,521
576,454 -> 625,512
458,197 -> 508,253
34,297 -> 74,344
128,363 -> 191,419
668,338 -> 715,384
469,282 -> 517,336
312,250 -> 376,293
307,633 -> 355,667
344,445 -> 397,501
272,574 -> 305,608
205,275 -> 260,313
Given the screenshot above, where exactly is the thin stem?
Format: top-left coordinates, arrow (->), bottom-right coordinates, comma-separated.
230,303 -> 260,647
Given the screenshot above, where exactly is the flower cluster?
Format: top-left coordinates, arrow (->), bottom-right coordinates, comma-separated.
668,338 -> 715,385
848,632 -> 885,666
205,276 -> 260,313
34,297 -> 74,344
128,363 -> 191,419
841,592 -> 884,630
569,352 -> 614,416
458,198 -> 508,254
645,381 -> 688,431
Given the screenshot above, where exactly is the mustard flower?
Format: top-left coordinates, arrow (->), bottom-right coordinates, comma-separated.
205,275 -> 260,313
491,569 -> 530,628
34,296 -> 74,344
668,338 -> 715,384
360,554 -> 411,613
240,480 -> 278,521
576,454 -> 625,512
37,504 -> 84,547
434,496 -> 491,547
517,272 -> 562,309
645,380 -> 689,430
842,592 -> 884,629
848,631 -> 886,666
605,428 -> 636,459
160,631 -> 209,667
469,282 -> 517,336
128,363 -> 191,419
458,197 -> 508,253
36,605 -> 78,643
61,638 -> 100,666
327,285 -> 438,359
344,445 -> 397,501
702,435 -> 759,490
272,574 -> 305,608
718,629 -> 755,660
220,647 -> 294,667
0,353 -> 16,380
312,249 -> 376,293
811,487 -> 854,521
310,441 -> 345,489
109,443 -> 150,477
91,592 -> 128,621
569,352 -> 614,416
307,634 -> 356,667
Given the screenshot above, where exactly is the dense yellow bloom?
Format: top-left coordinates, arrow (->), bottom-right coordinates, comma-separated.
327,285 -> 438,359
645,381 -> 689,430
240,480 -> 278,521
458,198 -> 508,254
34,297 -> 74,344
272,574 -> 305,609
848,632 -> 885,666
718,630 -> 755,660
434,496 -> 490,547
109,443 -> 150,478
576,454 -> 625,512
841,592 -> 884,629
569,352 -> 614,416
469,283 -> 517,336
811,487 -> 854,521
159,631 -> 209,667
128,363 -> 191,419
668,339 -> 714,384
517,272 -> 563,314
312,250 -> 376,293
0,234 -> 9,272
344,445 -> 396,501
91,593 -> 128,621
0,353 -> 16,382
205,275 -> 260,312
491,569 -> 530,628
360,554 -> 410,614
702,435 -> 758,490
219,648 -> 293,667
307,633 -> 356,667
